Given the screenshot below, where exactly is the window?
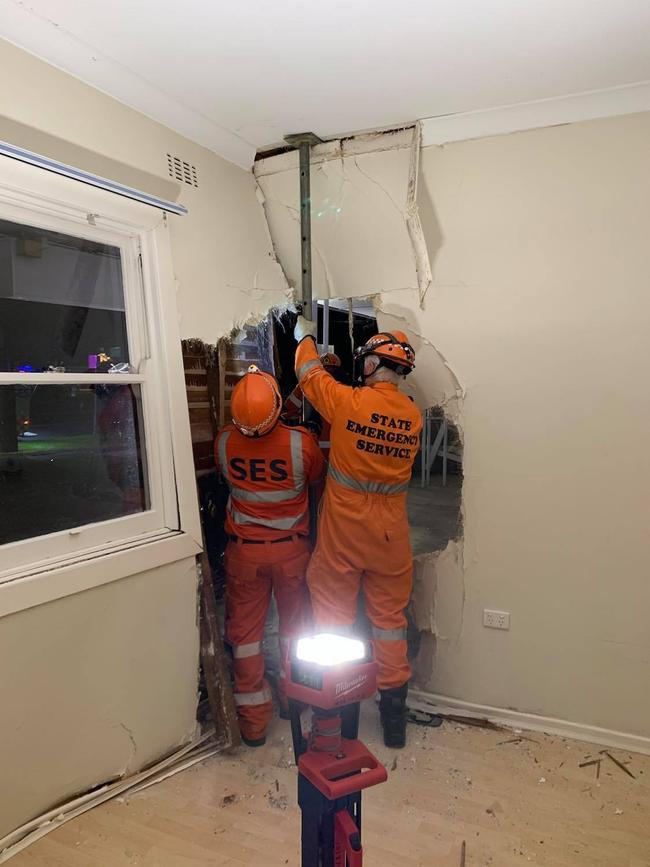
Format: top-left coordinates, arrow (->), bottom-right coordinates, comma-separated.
0,208 -> 175,578
0,383 -> 148,545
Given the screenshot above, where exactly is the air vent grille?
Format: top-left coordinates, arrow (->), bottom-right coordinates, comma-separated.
167,154 -> 198,188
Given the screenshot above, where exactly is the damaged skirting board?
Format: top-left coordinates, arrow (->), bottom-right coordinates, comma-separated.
411,689 -> 650,757
0,732 -> 222,862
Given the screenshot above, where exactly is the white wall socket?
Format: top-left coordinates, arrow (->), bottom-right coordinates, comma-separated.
483,609 -> 510,630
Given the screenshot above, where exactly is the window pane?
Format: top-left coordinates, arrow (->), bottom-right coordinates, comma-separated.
0,384 -> 148,546
0,218 -> 129,373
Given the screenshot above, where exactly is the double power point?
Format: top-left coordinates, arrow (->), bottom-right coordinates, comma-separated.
483,609 -> 511,630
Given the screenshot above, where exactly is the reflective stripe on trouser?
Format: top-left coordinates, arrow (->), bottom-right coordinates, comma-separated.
232,640 -> 262,659
234,686 -> 273,706
225,538 -> 311,740
307,480 -> 412,690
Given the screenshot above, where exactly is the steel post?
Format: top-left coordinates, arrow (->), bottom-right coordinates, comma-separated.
284,132 -> 323,323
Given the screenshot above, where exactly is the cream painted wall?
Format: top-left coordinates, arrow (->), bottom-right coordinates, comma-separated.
0,38 -> 289,341
0,39 -> 288,839
259,112 -> 650,742
0,558 -> 200,839
389,112 -> 650,739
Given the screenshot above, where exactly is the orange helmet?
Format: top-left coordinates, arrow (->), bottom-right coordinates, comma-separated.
353,331 -> 415,382
320,351 -> 341,371
231,365 -> 282,437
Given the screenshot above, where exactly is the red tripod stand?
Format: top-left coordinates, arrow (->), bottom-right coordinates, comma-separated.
285,635 -> 388,866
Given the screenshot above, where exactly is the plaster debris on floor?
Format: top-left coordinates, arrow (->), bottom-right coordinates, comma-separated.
9,704 -> 650,867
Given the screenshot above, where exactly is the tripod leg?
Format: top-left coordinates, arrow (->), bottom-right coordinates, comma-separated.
299,775 -> 325,867
302,808 -> 320,867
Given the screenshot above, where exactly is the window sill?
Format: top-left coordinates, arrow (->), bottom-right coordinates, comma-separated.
0,531 -> 202,619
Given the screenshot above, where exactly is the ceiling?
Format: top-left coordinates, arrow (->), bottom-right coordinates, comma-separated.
2,0 -> 650,167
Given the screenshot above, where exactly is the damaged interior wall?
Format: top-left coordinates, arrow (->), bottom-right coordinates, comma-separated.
254,127 -> 460,415
412,110 -> 650,742
258,114 -> 650,744
0,39 -> 289,838
0,560 -> 199,839
255,128 -> 430,302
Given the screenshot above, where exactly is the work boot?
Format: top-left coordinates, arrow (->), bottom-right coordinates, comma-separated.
379,684 -> 408,749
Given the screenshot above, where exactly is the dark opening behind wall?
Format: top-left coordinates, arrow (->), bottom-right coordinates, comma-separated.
273,305 -> 378,398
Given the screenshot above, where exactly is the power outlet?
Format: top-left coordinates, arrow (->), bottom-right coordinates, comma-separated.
483,609 -> 510,630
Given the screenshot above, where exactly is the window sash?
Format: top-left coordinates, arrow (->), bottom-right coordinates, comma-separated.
0,373 -> 145,385
0,182 -> 179,579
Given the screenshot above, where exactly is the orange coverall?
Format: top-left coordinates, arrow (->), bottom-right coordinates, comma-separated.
215,421 -> 324,741
295,338 -> 422,689
283,384 -> 332,462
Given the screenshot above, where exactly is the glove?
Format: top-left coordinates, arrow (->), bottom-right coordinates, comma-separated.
294,315 -> 317,343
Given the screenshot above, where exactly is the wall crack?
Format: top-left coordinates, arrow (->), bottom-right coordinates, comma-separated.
114,722 -> 138,777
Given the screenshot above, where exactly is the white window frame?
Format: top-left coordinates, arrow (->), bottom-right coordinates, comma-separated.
0,156 -> 201,597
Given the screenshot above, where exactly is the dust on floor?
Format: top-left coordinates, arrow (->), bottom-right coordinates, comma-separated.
10,703 -> 650,867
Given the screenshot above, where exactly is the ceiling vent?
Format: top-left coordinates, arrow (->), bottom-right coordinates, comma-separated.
166,154 -> 198,188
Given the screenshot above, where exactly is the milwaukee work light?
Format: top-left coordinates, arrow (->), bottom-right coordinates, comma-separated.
285,633 -> 388,866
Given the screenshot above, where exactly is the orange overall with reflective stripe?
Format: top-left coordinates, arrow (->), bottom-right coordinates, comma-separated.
215,421 -> 324,739
295,338 -> 422,689
283,384 -> 332,462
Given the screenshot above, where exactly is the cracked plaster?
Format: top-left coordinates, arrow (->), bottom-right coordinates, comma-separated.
254,127 -> 431,302
255,128 -> 467,690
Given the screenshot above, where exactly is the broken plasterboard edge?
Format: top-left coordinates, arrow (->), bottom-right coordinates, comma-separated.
256,128 -> 427,301
213,291 -> 294,343
375,298 -> 466,419
406,122 -> 433,303
252,174 -> 291,292
411,539 -> 465,643
254,126 -> 416,178
409,690 -> 650,756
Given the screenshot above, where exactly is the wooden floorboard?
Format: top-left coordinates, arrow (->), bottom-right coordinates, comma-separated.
9,705 -> 650,866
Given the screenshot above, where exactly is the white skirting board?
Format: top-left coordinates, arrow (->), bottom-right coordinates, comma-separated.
410,689 -> 650,756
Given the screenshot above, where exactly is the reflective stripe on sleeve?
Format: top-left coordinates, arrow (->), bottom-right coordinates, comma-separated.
297,358 -> 321,380
234,686 -> 273,706
290,429 -> 304,488
372,626 -> 407,641
232,641 -> 262,659
228,504 -> 306,530
218,430 -> 231,482
328,465 -> 410,496
318,441 -> 331,449
288,392 -> 302,408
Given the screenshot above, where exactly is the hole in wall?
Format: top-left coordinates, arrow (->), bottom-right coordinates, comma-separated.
272,301 -> 464,559
185,302 -> 464,716
410,407 -> 463,556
